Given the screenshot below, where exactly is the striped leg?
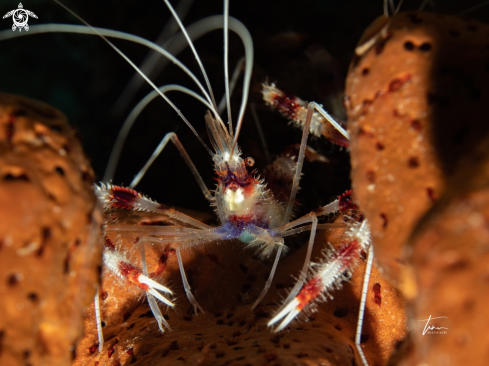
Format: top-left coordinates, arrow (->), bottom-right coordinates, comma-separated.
355,244 -> 374,366
94,289 -> 104,353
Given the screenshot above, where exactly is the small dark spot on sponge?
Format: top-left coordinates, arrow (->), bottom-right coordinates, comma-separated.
3,173 -> 29,181
27,292 -> 38,302
333,307 -> 349,318
366,170 -> 375,184
7,273 -> 20,286
373,283 -> 382,306
404,41 -> 414,51
55,166 -> 65,176
380,213 -> 388,229
408,157 -> 419,168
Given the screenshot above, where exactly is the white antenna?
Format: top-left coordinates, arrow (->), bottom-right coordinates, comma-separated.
223,0 -> 233,136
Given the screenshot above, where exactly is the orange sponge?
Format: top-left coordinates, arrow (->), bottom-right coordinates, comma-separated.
0,93 -> 101,366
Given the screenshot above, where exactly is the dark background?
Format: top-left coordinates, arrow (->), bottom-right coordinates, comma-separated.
0,0 -> 487,218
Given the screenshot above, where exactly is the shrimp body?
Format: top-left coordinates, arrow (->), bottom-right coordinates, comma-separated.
207,113 -> 286,256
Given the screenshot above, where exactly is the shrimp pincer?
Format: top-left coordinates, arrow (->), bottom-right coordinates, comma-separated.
263,83 -> 350,147
268,219 -> 371,332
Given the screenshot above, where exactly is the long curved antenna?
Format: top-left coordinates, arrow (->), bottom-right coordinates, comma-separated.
46,5 -> 217,112
223,0 -> 233,136
418,0 -> 428,11
394,0 -> 404,14
52,0 -> 214,155
157,16 -> 252,135
114,16 -> 251,135
229,22 -> 253,158
126,14 -> 253,148
1,19 -> 214,156
218,56 -> 245,114
457,0 -> 489,16
162,0 -> 219,113
104,84 -> 213,182
111,0 -> 194,120
418,0 -> 431,11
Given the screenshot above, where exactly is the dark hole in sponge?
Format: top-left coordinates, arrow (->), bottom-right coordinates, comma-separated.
7,273 -> 20,286
333,307 -> 349,318
27,292 -> 39,302
23,350 -> 30,359
55,166 -> 65,176
408,157 -> 420,168
380,213 -> 388,228
404,41 -> 415,51
3,173 -> 29,181
139,310 -> 153,318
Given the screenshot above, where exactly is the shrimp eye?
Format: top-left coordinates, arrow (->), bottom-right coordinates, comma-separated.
245,157 -> 255,167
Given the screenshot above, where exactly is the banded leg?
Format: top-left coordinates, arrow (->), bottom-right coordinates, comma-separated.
276,215 -> 318,310
251,103 -> 318,304
130,132 -> 212,201
269,191 -> 361,322
95,236 -> 174,352
251,246 -> 283,310
251,213 -> 319,310
263,84 -> 350,147
137,226 -> 235,314
94,289 -> 103,353
355,243 -> 374,366
103,246 -> 175,307
140,244 -> 172,331
268,220 -> 371,332
176,248 -> 205,314
281,103 -> 315,225
95,183 -> 211,230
